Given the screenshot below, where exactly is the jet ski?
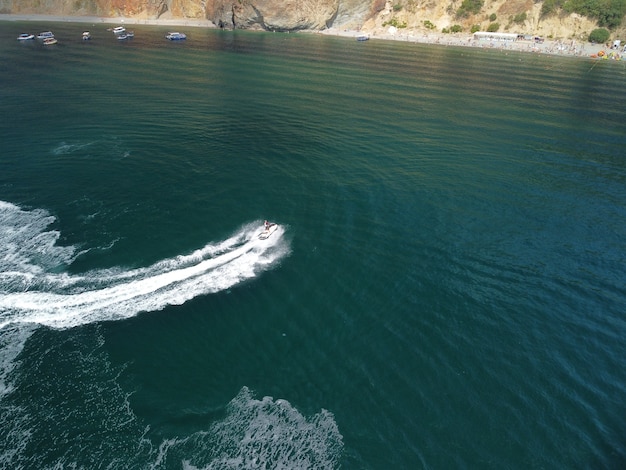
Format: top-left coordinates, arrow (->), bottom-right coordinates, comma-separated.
259,221 -> 278,240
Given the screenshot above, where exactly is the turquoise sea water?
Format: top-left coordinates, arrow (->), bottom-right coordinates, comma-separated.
1,21 -> 626,469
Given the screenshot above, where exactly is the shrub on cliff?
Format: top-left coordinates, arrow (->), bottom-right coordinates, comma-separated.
513,12 -> 527,23
456,0 -> 484,18
588,28 -> 610,43
383,18 -> 408,28
541,0 -> 564,17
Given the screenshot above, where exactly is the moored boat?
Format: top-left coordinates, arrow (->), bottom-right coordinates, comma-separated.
82,31 -> 91,40
166,32 -> 187,41
112,26 -> 126,34
17,33 -> 35,41
37,31 -> 54,39
43,37 -> 58,45
356,34 -> 369,41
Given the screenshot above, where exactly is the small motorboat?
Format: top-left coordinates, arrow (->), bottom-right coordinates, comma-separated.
37,31 -> 54,39
166,32 -> 187,41
356,34 -> 369,41
82,31 -> 91,40
17,33 -> 35,41
259,221 -> 278,240
43,37 -> 58,45
112,26 -> 126,34
125,31 -> 134,38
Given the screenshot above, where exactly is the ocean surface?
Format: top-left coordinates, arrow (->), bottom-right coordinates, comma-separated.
1,21 -> 626,469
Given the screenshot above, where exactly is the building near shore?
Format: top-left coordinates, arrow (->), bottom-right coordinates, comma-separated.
473,32 -> 519,42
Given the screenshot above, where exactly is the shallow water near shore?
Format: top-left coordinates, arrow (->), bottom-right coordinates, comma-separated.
1,20 -> 626,469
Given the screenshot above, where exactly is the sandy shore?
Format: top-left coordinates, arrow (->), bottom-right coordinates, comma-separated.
319,28 -> 616,60
2,13 -> 617,60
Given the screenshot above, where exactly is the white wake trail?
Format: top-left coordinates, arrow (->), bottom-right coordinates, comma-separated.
0,202 -> 289,330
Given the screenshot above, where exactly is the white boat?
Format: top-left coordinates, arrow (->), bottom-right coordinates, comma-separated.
356,34 -> 369,41
42,37 -> 58,45
37,31 -> 54,39
166,32 -> 187,41
82,31 -> 91,40
125,31 -> 134,38
112,26 -> 126,34
117,33 -> 129,40
17,33 -> 35,41
259,221 -> 278,240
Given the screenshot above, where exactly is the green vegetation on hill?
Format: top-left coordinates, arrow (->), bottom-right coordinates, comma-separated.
456,0 -> 484,18
542,0 -> 626,28
589,27 -> 610,42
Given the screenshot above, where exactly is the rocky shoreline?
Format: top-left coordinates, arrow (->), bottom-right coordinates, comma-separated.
318,28 -> 616,60
2,13 -> 619,61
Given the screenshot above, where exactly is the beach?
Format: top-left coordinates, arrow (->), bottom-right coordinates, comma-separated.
318,27 -> 613,59
1,12 -> 615,59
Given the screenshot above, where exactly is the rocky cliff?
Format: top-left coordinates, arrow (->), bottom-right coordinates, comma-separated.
0,0 -> 623,39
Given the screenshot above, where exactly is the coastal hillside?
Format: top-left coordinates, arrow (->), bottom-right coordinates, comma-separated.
0,0 -> 624,40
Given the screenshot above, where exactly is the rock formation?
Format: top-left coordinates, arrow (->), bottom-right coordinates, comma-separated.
0,0 -> 624,39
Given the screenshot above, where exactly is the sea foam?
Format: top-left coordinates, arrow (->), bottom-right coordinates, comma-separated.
0,201 -> 290,330
156,387 -> 343,469
0,202 -> 332,469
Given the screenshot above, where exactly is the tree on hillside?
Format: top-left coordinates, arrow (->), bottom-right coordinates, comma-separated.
456,0 -> 484,18
565,0 -> 626,28
589,27 -> 610,42
542,0 -> 626,28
